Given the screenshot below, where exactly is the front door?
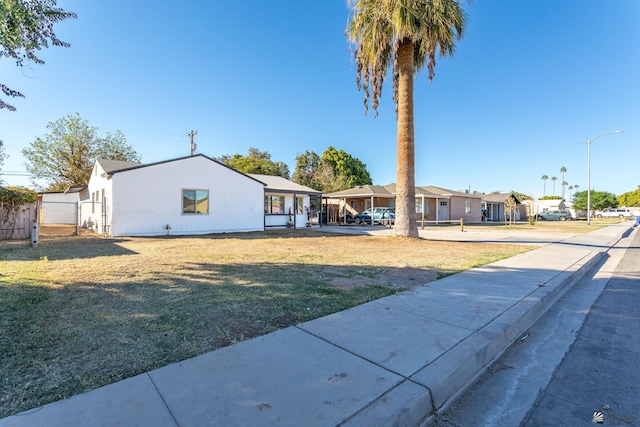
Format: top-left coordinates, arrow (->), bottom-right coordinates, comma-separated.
438,200 -> 449,221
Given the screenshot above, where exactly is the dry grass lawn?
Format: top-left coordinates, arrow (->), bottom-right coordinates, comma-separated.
1,228 -> 540,417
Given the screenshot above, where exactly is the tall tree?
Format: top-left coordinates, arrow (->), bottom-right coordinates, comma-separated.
550,176 -> 557,196
541,174 -> 548,197
292,148 -> 372,192
217,147 -> 290,178
347,0 -> 466,238
321,146 -> 372,188
560,166 -> 567,199
1,0 -> 76,110
22,113 -> 140,191
568,185 -> 574,201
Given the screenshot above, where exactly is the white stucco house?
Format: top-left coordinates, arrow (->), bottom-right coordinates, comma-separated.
83,155 -> 265,236
81,155 -> 322,237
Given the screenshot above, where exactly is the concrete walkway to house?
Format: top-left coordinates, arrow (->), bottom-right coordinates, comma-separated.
1,222 -> 634,427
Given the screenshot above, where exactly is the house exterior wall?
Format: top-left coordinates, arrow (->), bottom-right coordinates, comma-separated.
449,196 -> 482,223
264,194 -> 311,228
107,156 -> 264,236
82,162 -> 111,233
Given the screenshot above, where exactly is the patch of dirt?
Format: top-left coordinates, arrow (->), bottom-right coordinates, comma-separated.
331,266 -> 438,291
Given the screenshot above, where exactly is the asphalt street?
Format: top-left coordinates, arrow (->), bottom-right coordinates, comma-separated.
521,227 -> 640,426
433,226 -> 639,427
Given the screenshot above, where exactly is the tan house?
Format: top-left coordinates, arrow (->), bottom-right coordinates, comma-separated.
324,184 -> 482,226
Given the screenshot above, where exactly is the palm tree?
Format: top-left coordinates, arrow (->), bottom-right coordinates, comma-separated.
551,176 -> 558,196
562,181 -> 568,199
560,166 -> 567,198
541,175 -> 548,197
347,0 -> 466,238
568,185 -> 574,201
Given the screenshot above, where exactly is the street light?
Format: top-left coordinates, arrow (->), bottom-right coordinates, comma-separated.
587,130 -> 623,225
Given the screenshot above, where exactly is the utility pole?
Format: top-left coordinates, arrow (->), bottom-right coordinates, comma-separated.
188,130 -> 198,155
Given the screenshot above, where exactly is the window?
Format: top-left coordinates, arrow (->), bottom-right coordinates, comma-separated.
465,200 -> 471,214
416,200 -> 432,213
265,195 -> 285,214
295,197 -> 304,214
183,189 -> 209,214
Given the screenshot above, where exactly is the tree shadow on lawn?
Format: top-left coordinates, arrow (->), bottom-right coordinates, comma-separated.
0,260 -> 436,417
0,237 -> 138,261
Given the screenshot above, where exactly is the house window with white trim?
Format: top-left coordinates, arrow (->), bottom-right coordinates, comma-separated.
265,195 -> 285,214
416,200 -> 431,213
182,189 -> 209,214
465,200 -> 471,214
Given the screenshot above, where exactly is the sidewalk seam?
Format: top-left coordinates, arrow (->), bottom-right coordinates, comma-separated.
146,373 -> 181,427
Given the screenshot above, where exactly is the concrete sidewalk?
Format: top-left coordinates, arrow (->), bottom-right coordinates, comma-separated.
1,223 -> 632,427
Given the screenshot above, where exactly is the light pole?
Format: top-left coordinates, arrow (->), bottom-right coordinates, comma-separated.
587,130 -> 623,225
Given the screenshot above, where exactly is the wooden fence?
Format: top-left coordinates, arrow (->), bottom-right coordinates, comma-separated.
0,203 -> 35,240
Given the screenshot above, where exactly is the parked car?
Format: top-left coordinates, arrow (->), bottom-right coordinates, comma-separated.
537,210 -> 572,221
354,207 -> 395,225
595,208 -> 633,218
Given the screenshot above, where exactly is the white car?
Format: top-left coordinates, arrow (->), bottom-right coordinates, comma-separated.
595,208 -> 633,218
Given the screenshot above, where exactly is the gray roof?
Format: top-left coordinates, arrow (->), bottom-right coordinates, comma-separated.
248,174 -> 322,196
325,184 -> 481,199
97,159 -> 143,173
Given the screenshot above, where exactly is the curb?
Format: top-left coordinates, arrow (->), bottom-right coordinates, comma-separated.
347,249 -> 607,427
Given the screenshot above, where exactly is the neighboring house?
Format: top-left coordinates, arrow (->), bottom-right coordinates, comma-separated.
534,199 -> 566,217
325,184 -> 482,224
84,155 -> 265,237
247,174 -> 322,229
39,186 -> 83,225
481,192 -> 525,222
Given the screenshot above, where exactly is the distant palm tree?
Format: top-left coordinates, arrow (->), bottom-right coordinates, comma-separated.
347,0 -> 466,238
551,176 -> 558,196
562,181 -> 568,199
541,175 -> 549,197
568,185 -> 574,201
560,166 -> 567,198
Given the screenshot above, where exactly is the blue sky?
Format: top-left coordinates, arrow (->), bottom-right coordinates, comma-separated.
1,0 -> 638,199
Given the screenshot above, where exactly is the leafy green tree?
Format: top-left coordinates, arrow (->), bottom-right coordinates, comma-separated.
320,146 -> 372,188
1,0 -> 76,110
292,148 -> 372,192
618,186 -> 640,207
217,147 -> 290,178
347,0 -> 466,238
573,190 -> 618,212
22,113 -> 140,191
292,150 -> 324,190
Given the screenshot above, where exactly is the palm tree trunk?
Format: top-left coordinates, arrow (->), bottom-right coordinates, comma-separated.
394,39 -> 418,238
